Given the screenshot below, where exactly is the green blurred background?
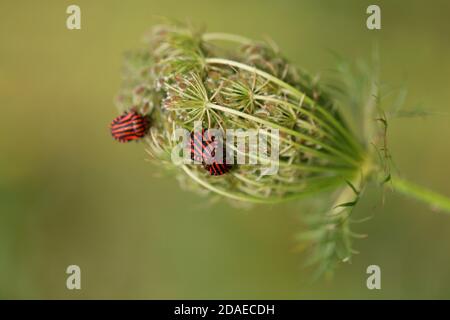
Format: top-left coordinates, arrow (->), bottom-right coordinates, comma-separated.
1,0 -> 450,299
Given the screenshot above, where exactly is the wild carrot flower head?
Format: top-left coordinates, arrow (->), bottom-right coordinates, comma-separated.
116,24 -> 367,204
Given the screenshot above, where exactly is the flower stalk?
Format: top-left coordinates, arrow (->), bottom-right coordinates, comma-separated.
390,177 -> 450,213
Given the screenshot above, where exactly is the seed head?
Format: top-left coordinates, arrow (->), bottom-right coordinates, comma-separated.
116,24 -> 366,204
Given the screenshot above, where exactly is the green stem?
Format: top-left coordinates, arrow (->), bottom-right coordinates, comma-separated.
391,177 -> 450,214
226,142 -> 355,174
206,102 -> 360,166
254,95 -> 362,156
202,32 -> 252,45
205,58 -> 309,101
181,165 -> 344,204
182,165 -> 269,203
205,58 -> 362,155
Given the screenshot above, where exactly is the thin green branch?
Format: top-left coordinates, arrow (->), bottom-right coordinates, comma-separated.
181,165 -> 344,204
205,57 -> 362,154
202,32 -> 252,45
206,102 -> 360,166
391,176 -> 450,214
205,57 -> 309,101
226,142 -> 355,174
254,94 -> 363,156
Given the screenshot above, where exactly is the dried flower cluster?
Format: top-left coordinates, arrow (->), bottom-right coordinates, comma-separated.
116,24 -> 367,205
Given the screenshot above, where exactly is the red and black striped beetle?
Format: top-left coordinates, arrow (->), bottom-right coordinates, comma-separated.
110,110 -> 149,143
190,129 -> 232,176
